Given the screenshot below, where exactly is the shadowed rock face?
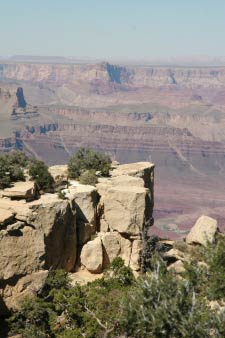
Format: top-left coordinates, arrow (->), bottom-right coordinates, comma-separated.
106,63 -> 128,84
16,87 -> 26,108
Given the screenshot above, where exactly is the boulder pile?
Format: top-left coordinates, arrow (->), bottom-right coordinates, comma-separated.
0,161 -> 154,314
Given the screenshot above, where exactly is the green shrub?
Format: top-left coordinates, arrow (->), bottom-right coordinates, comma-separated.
119,258 -> 223,338
7,241 -> 225,338
183,235 -> 225,301
0,151 -> 27,188
29,159 -> 54,191
7,151 -> 28,167
68,148 -> 111,179
0,175 -> 11,189
109,257 -> 134,286
9,164 -> 25,182
40,269 -> 71,299
79,169 -> 98,185
8,297 -> 54,338
205,235 -> 225,300
58,190 -> 67,199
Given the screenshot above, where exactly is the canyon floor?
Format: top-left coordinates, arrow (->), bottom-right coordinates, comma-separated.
0,60 -> 225,238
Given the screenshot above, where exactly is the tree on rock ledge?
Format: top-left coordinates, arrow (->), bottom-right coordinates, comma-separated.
29,159 -> 54,191
68,148 -> 111,179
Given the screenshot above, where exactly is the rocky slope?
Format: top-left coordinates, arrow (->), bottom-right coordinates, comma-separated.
0,162 -> 154,314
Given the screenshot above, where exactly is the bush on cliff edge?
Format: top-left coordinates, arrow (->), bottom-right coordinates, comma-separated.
29,159 -> 54,191
68,148 -> 111,179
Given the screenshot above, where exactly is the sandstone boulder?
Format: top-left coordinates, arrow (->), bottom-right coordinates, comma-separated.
80,237 -> 103,273
0,208 -> 14,227
101,232 -> 132,267
48,165 -> 68,187
2,181 -> 37,201
0,195 -> 77,314
167,260 -> 185,274
163,248 -> 188,262
111,161 -> 154,189
66,184 -> 98,244
97,162 -> 154,237
0,224 -> 44,280
27,195 -> 77,271
98,185 -> 151,236
119,236 -> 132,266
101,232 -> 121,266
186,215 -> 218,247
130,239 -> 143,271
3,271 -> 48,312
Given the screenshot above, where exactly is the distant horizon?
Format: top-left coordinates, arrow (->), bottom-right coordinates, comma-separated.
1,1 -> 225,59
1,54 -> 225,67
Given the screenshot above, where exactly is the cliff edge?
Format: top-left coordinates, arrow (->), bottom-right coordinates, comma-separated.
0,161 -> 154,314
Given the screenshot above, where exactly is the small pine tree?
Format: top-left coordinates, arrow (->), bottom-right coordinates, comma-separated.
68,148 -> 111,179
29,160 -> 54,191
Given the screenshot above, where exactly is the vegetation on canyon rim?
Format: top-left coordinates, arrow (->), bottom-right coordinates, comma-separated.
29,159 -> 54,191
0,148 -> 111,191
6,236 -> 225,338
0,151 -> 28,189
0,151 -> 53,191
68,148 -> 112,180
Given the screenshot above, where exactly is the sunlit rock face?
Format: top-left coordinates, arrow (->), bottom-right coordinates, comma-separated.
0,162 -> 154,314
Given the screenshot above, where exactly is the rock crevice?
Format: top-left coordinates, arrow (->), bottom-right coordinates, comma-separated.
0,161 -> 154,314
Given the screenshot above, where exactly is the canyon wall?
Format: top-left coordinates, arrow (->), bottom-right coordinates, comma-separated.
1,61 -> 225,238
1,62 -> 225,89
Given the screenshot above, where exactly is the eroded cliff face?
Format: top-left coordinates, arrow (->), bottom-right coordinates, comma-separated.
0,162 -> 154,314
1,62 -> 225,240
1,62 -> 225,89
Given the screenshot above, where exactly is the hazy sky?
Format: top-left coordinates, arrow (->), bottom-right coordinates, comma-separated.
1,0 -> 225,60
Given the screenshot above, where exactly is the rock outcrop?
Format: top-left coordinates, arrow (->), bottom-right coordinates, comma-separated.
186,215 -> 218,247
160,216 -> 220,275
0,161 -> 154,314
1,181 -> 37,201
0,194 -> 77,313
80,162 -> 154,273
80,237 -> 103,273
16,87 -> 26,109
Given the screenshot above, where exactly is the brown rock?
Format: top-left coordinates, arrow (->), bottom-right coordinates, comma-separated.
66,184 -> 98,244
4,271 -> 48,312
0,208 -> 14,226
2,181 -> 37,201
111,162 -> 154,189
120,236 -> 132,266
0,195 -> 77,314
99,185 -> 151,235
80,237 -> 103,273
186,215 -> 218,247
167,260 -> 185,273
97,162 -> 154,237
130,239 -> 143,271
48,165 -> 68,187
101,232 -> 121,266
163,248 -> 187,262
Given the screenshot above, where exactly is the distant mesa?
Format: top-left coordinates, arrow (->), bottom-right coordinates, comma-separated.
11,87 -> 38,118
16,87 -> 27,108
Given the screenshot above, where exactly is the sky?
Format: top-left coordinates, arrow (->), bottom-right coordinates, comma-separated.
0,0 -> 225,60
